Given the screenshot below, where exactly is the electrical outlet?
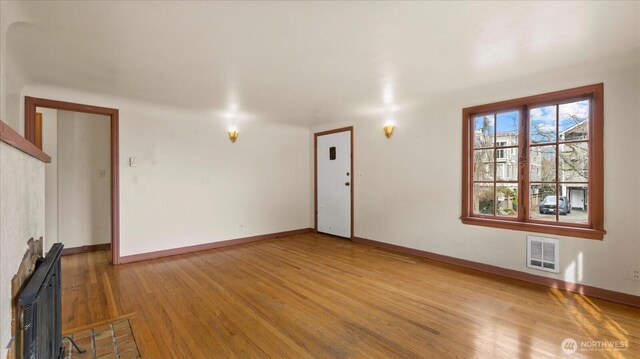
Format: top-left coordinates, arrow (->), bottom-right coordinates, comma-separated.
622,266 -> 640,281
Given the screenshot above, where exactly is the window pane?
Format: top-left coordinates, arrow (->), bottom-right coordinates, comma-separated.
474,115 -> 495,148
559,185 -> 589,224
496,148 -> 518,181
474,184 -> 494,215
530,105 -> 557,143
529,145 -> 556,182
496,111 -> 519,146
530,184 -> 557,222
559,142 -> 588,182
474,149 -> 494,181
559,100 -> 589,141
496,184 -> 518,217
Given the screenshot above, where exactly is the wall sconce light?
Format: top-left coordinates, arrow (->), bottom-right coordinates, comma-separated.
383,122 -> 395,139
228,129 -> 239,143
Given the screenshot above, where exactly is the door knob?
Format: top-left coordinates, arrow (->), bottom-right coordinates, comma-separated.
345,182 -> 350,186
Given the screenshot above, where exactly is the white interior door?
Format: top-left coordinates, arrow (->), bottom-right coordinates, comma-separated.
316,130 -> 351,238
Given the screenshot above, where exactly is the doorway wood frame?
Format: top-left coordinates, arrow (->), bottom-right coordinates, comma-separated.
25,96 -> 121,264
313,126 -> 354,239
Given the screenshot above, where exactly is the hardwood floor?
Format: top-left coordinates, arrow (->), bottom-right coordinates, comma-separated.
61,233 -> 640,358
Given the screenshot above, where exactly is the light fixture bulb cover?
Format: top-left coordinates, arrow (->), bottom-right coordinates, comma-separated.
228,129 -> 238,143
383,124 -> 395,138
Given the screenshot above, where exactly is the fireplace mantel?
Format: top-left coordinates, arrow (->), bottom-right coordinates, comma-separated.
0,120 -> 51,163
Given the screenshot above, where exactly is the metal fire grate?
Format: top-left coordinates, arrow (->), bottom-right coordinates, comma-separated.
64,319 -> 141,359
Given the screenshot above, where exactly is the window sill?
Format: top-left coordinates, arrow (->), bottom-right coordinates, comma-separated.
460,217 -> 606,240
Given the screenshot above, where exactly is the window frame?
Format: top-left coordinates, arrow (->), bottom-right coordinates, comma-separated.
461,84 -> 605,240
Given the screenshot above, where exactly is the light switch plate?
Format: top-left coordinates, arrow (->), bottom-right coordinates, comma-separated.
129,157 -> 137,167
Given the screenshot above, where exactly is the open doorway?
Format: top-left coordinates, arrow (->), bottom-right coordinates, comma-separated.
25,97 -> 120,264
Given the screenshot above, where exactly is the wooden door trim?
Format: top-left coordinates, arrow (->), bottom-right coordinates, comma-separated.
25,96 -> 121,264
34,112 -> 43,150
313,126 -> 354,239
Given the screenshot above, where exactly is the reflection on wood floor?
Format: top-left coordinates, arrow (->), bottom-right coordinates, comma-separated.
61,233 -> 640,358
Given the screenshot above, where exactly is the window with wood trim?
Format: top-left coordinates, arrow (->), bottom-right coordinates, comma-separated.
461,84 -> 605,240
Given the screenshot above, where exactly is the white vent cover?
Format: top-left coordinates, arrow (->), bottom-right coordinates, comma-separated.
527,236 -> 560,273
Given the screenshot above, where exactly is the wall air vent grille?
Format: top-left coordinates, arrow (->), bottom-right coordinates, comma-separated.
527,236 -> 559,273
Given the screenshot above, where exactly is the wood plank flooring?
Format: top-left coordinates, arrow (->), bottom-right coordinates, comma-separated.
61,233 -> 640,358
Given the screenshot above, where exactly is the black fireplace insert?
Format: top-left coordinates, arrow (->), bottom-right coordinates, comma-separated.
18,243 -> 84,359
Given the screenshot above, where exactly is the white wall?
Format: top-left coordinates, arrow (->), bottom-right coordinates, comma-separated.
0,142 -> 45,353
40,107 -> 58,247
0,1 -> 25,125
0,4 -> 45,353
312,50 -> 640,297
56,110 -> 111,248
1,5 -> 29,133
21,85 -> 312,257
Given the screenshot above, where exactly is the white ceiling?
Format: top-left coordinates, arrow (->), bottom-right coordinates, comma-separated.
5,1 -> 640,126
